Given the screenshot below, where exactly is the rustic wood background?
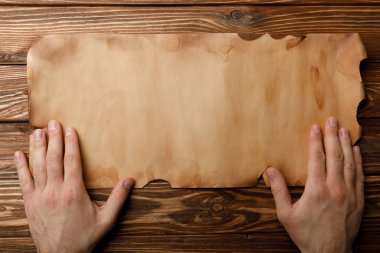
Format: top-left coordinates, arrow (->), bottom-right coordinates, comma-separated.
0,0 -> 380,252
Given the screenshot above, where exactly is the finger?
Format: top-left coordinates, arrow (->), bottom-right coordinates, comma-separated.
99,178 -> 135,230
339,128 -> 355,188
64,127 -> 83,183
15,151 -> 35,196
32,129 -> 47,190
324,117 -> 344,183
306,124 -> 326,185
46,120 -> 64,184
265,167 -> 292,222
28,134 -> 33,171
353,146 -> 364,206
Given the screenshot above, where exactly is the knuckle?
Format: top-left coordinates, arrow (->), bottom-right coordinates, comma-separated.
330,185 -> 347,205
64,153 -> 78,166
331,149 -> 344,162
19,179 -> 32,195
355,159 -> 363,168
63,187 -> 77,206
345,161 -> 355,171
313,150 -> 326,162
347,193 -> 356,206
310,184 -> 327,198
271,187 -> 283,198
46,153 -> 61,166
43,190 -> 57,209
33,165 -> 45,174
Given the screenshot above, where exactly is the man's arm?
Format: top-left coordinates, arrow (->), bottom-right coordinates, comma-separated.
15,120 -> 135,253
266,117 -> 364,253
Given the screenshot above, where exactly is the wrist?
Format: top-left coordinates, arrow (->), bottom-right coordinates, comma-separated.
300,246 -> 352,253
36,243 -> 92,253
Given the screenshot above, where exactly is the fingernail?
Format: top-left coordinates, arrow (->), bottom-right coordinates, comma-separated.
48,120 -> 57,131
339,128 -> 348,139
123,178 -> 135,189
65,127 -> 73,136
266,168 -> 276,182
329,117 -> 337,128
312,124 -> 320,134
34,129 -> 42,140
14,151 -> 21,161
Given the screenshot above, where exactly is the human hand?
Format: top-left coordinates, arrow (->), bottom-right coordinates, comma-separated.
14,120 -> 135,253
265,117 -> 364,253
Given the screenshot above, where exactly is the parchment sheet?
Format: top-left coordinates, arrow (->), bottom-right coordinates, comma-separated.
27,33 -> 366,188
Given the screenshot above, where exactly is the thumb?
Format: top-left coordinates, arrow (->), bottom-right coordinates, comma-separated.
265,167 -> 292,219
100,178 -> 135,230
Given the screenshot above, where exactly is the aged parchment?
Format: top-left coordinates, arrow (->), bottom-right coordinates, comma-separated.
28,33 -> 366,188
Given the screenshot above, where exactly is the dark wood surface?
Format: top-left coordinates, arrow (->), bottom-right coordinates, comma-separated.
0,1 -> 380,252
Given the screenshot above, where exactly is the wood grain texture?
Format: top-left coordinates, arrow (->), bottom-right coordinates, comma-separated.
1,2 -> 380,252
0,177 -> 379,238
1,232 -> 380,253
1,0 -> 380,5
2,232 -> 380,253
0,6 -> 380,64
0,66 -> 28,122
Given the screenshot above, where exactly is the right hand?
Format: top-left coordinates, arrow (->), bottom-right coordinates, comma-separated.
265,117 -> 364,253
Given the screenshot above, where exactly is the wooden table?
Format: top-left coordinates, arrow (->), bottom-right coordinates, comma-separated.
0,0 -> 380,252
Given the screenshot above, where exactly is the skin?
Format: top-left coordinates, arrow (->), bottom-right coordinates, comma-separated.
15,117 -> 364,253
265,117 -> 364,253
14,120 -> 135,253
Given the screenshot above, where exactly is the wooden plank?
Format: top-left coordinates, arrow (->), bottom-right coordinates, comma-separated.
0,66 -> 28,122
360,61 -> 380,118
0,177 -> 379,238
1,233 -> 294,252
1,62 -> 380,122
1,232 -> 379,253
0,234 -> 299,252
0,231 -> 379,252
0,233 -> 362,253
0,0 -> 380,6
0,6 -> 380,64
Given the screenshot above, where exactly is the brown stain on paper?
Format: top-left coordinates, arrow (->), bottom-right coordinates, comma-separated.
85,166 -> 120,188
310,65 -> 325,110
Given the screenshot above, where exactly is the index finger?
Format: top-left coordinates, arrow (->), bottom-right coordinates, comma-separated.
306,124 -> 326,185
63,127 -> 83,184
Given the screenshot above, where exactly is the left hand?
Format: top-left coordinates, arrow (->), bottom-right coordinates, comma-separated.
15,120 -> 135,253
